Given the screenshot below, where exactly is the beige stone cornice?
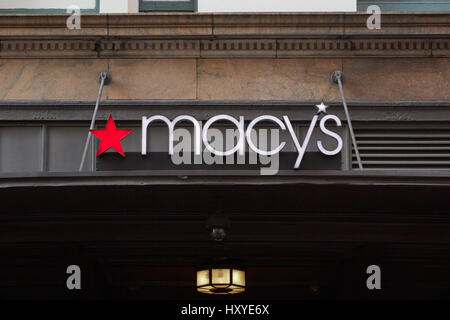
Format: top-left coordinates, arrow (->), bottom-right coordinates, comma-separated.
0,13 -> 449,58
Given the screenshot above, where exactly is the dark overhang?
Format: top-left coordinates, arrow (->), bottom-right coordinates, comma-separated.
1,170 -> 450,188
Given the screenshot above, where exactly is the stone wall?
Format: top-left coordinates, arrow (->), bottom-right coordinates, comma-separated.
0,13 -> 449,101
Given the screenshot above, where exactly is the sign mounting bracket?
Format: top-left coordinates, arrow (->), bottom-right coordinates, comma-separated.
79,72 -> 112,171
331,70 -> 363,170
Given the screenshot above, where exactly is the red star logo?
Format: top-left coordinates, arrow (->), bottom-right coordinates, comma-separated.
90,114 -> 133,157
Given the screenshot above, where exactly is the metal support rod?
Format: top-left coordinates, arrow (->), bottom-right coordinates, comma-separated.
331,71 -> 363,170
79,72 -> 111,171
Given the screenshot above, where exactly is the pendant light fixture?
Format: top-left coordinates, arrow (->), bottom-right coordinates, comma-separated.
196,267 -> 246,295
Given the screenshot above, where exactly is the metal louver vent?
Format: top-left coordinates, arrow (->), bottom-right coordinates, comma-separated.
353,127 -> 450,170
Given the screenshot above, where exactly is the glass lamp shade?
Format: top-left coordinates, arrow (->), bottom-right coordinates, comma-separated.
197,268 -> 246,294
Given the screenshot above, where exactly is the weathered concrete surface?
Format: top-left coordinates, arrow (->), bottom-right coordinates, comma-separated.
105,59 -> 197,100
198,58 -> 341,101
1,57 -> 449,101
342,58 -> 450,101
0,59 -> 107,100
106,59 -> 196,99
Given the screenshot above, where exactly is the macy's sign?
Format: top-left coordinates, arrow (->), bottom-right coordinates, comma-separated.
90,103 -> 343,170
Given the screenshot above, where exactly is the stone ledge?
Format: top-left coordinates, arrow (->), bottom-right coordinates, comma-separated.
0,14 -> 108,37
0,13 -> 449,38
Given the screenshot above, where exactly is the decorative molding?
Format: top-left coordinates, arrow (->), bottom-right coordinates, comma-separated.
100,39 -> 200,58
0,38 -> 449,58
0,13 -> 449,58
200,39 -> 276,58
0,40 -> 98,58
277,39 -> 438,57
432,39 -> 450,56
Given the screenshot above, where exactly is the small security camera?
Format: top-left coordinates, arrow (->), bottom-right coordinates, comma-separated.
206,213 -> 230,242
210,227 -> 227,242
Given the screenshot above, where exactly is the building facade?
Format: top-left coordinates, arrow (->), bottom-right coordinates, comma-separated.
0,1 -> 450,300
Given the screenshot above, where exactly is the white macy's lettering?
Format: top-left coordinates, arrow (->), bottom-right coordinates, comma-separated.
141,113 -> 343,169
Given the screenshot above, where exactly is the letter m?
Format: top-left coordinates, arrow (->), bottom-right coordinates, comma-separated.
141,115 -> 201,156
